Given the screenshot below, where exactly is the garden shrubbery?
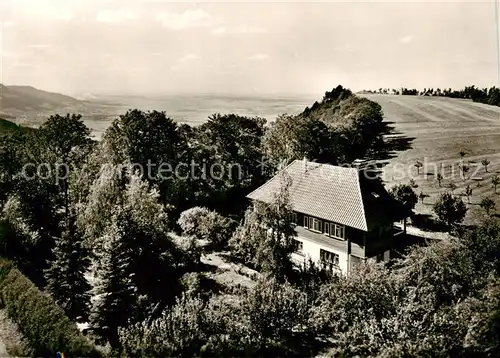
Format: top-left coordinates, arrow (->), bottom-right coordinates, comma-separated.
178,207 -> 236,250
0,259 -> 100,357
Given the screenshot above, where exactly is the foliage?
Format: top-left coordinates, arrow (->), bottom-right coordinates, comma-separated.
5,86 -> 500,357
465,185 -> 473,203
86,171 -> 184,348
389,183 -> 418,215
492,175 -> 500,193
237,278 -> 310,352
481,158 -> 490,172
44,217 -> 91,323
120,277 -> 310,357
394,85 -> 500,109
263,85 -> 385,167
263,113 -> 343,167
178,207 -> 236,250
101,110 -> 269,218
0,195 -> 46,285
414,161 -> 423,175
315,222 -> 500,357
0,113 -> 93,286
198,211 -> 236,250
291,257 -> 334,301
119,293 -> 209,357
89,214 -> 139,349
229,208 -> 267,265
0,260 -> 99,357
177,207 -> 210,237
230,173 -> 296,280
309,263 -> 401,338
193,113 -> 269,214
479,197 -> 496,216
433,192 -> 468,229
436,172 -> 443,187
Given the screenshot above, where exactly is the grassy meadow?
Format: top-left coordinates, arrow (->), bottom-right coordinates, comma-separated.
364,94 -> 500,225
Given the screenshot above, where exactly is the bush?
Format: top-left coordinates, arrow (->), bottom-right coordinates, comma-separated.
180,272 -> 222,301
0,259 -> 14,283
0,261 -> 99,357
120,293 -> 210,357
178,207 -> 235,250
198,211 -> 235,250
177,207 -> 210,237
433,192 -> 468,230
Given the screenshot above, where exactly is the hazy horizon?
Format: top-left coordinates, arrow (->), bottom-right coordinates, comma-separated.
1,0 -> 499,98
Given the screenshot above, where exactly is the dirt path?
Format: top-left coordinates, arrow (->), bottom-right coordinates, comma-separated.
394,222 -> 453,242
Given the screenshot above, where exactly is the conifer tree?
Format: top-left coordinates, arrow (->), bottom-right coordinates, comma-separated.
44,217 -> 91,322
89,213 -> 138,349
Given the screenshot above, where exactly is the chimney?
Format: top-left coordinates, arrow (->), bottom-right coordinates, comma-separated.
303,156 -> 308,172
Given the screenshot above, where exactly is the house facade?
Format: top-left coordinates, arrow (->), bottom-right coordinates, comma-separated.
247,159 -> 407,274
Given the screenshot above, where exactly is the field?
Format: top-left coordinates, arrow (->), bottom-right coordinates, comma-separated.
364,94 -> 500,225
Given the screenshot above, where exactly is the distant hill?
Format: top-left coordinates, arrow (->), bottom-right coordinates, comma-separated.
0,84 -> 83,113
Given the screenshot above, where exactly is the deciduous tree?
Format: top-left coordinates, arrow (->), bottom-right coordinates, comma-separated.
479,198 -> 496,216
465,185 -> 473,204
433,192 -> 468,230
492,175 -> 500,194
481,158 -> 490,173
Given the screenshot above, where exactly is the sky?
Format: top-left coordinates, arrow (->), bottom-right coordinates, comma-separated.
0,0 -> 498,97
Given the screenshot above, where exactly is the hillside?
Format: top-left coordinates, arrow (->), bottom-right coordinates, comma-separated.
0,84 -> 82,113
363,94 -> 500,225
0,118 -> 31,134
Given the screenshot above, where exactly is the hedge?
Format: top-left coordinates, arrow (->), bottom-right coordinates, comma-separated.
0,259 -> 100,357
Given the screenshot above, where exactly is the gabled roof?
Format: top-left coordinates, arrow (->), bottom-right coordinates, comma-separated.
246,159 -> 400,232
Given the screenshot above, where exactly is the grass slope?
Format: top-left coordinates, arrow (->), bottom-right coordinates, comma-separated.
364,94 -> 500,225
0,118 -> 30,134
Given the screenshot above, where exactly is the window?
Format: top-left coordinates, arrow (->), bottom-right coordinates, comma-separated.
303,215 -> 322,232
325,223 -> 345,240
312,218 -> 322,232
320,249 -> 339,265
291,212 -> 297,224
320,249 -> 340,271
292,239 -> 303,255
335,224 -> 345,239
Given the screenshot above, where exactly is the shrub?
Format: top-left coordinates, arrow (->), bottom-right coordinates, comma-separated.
198,211 -> 235,250
0,262 -> 99,357
433,192 -> 468,230
120,293 -> 209,357
389,183 -> 418,214
0,259 -> 14,283
177,207 -> 210,237
178,207 -> 235,250
479,197 -> 496,216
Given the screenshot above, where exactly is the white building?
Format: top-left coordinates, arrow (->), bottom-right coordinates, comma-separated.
247,159 -> 407,274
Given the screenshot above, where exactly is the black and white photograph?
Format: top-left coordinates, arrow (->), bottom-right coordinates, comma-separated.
0,0 -> 500,356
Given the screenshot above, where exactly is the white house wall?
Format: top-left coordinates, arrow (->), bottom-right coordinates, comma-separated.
292,235 -> 349,274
